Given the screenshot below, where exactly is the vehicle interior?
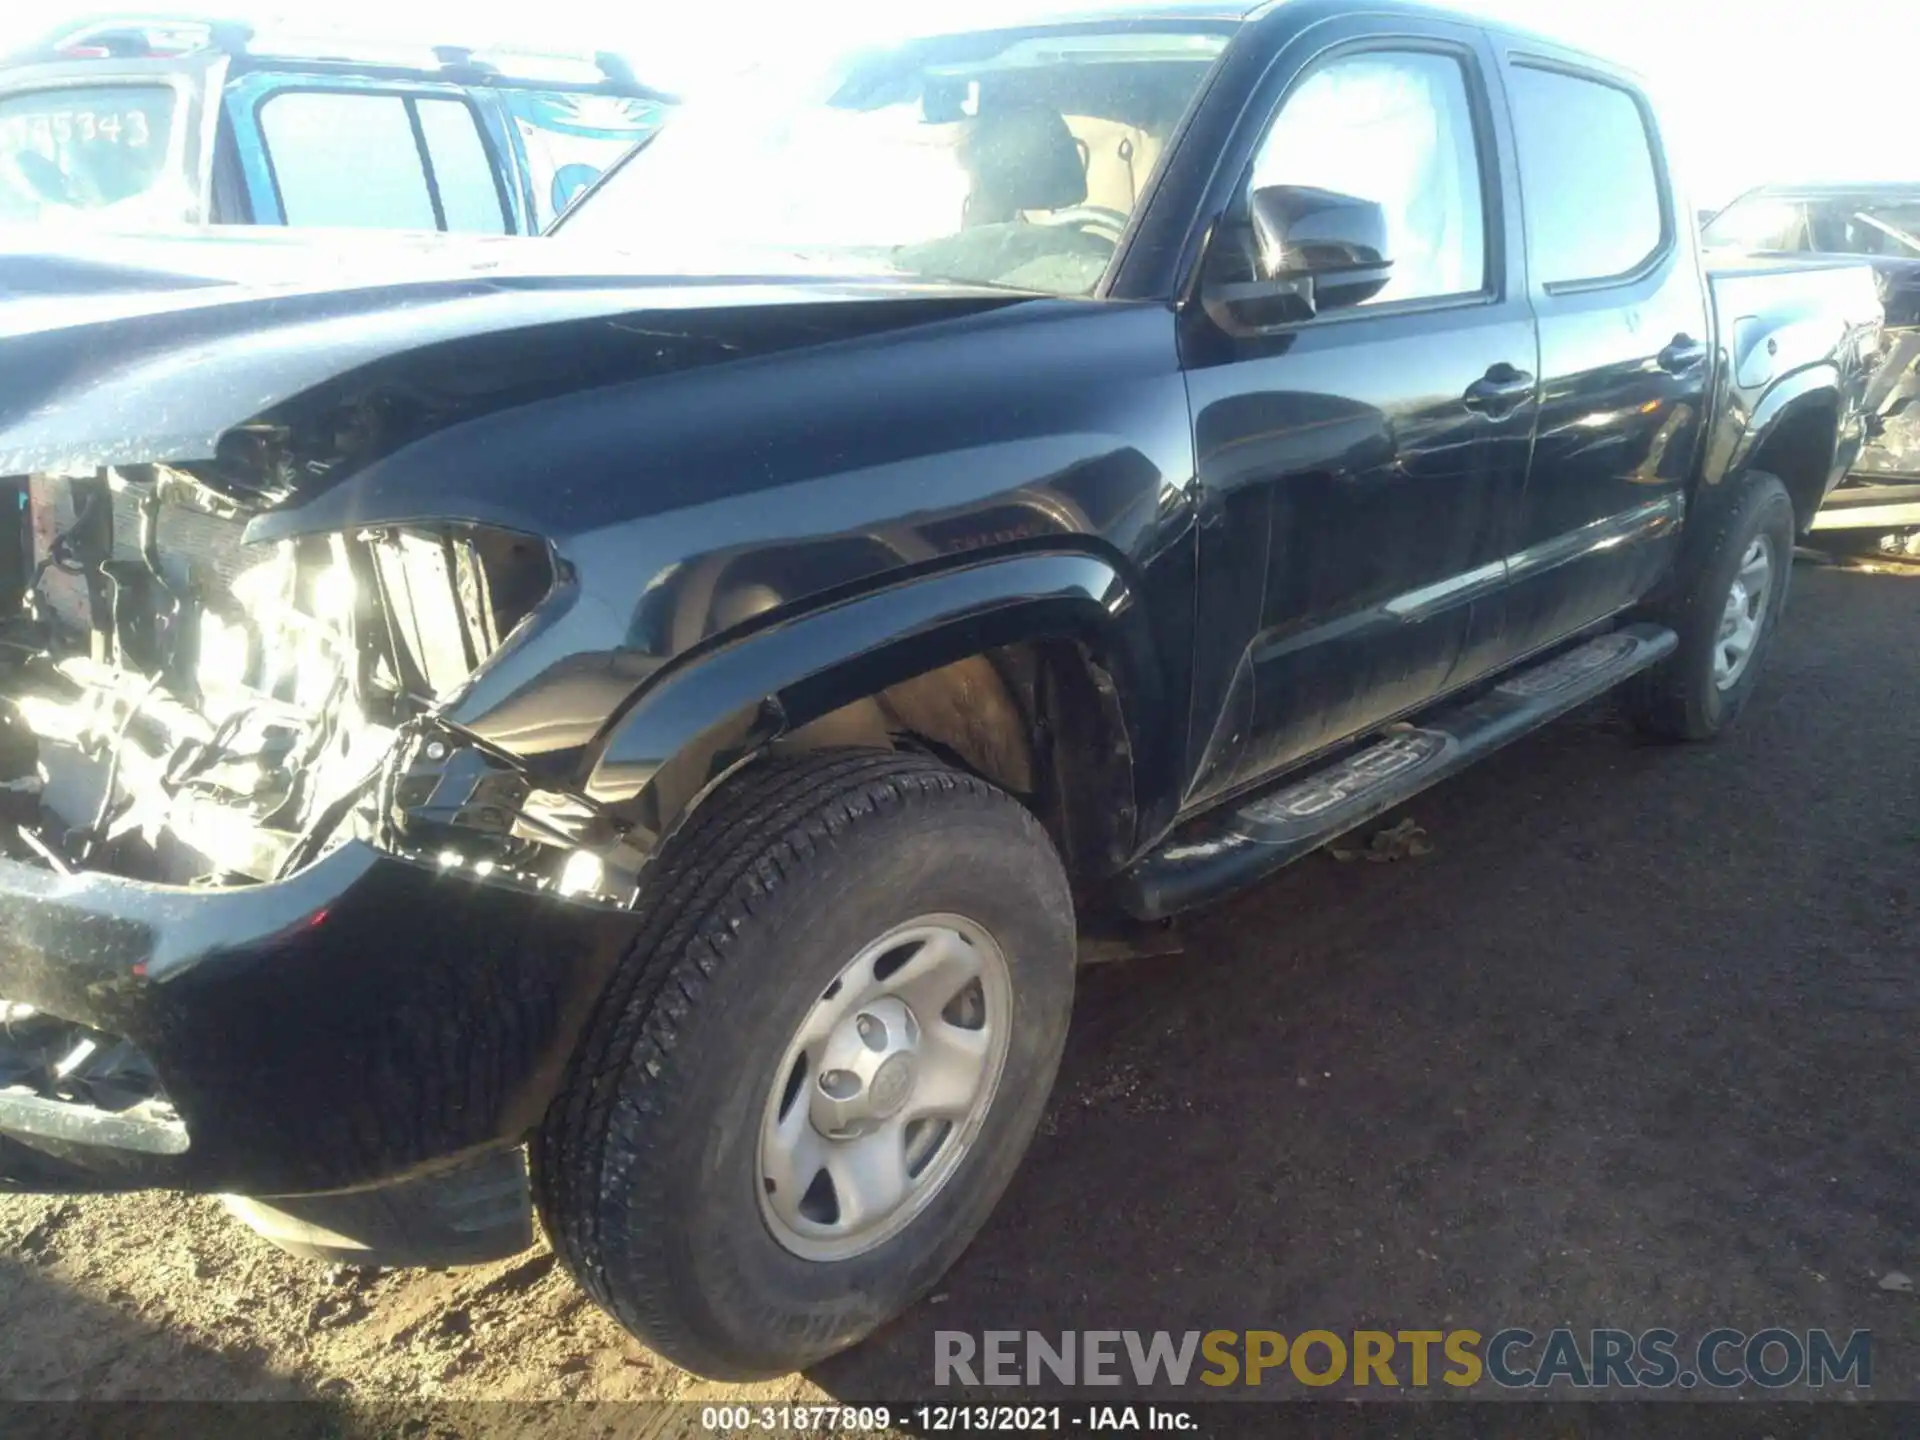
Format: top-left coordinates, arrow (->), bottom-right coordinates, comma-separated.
1704,193 -> 1920,259
1823,204 -> 1920,258
885,55 -> 1214,293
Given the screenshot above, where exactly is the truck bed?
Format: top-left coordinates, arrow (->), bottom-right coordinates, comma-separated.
1703,253 -> 1883,498
1704,249 -> 1882,334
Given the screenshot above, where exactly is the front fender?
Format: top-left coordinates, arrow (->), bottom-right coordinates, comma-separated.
581,551 -> 1162,861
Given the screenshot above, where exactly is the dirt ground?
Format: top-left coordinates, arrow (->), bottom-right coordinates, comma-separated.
2,556 -> 1916,1419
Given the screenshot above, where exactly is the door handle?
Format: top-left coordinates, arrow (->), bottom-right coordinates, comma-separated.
1464,363 -> 1534,413
1658,335 -> 1708,373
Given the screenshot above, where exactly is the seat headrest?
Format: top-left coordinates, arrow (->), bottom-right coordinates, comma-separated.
961,101 -> 1088,224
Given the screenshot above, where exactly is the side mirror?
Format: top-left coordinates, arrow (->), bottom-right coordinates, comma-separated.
1204,185 -> 1394,332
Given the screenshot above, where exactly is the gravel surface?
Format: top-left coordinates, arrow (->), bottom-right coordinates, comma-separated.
2,555 -> 1915,1411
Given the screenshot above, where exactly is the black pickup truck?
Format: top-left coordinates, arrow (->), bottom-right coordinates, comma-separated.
0,0 -> 1884,1379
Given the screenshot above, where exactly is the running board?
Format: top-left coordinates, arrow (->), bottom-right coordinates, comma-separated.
1116,623 -> 1678,920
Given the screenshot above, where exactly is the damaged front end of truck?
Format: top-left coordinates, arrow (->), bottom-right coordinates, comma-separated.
7,463 -> 629,898
0,462 -> 643,1254
0,289 -> 675,1266
0,242 -> 1009,1261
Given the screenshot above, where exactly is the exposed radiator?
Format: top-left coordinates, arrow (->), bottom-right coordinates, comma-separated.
28,474 -> 253,643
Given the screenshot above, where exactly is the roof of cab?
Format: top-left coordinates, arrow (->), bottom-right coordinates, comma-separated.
1737,182 -> 1920,201
3,13 -> 671,98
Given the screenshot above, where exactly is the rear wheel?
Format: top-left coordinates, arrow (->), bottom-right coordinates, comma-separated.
1626,471 -> 1795,740
533,748 -> 1075,1379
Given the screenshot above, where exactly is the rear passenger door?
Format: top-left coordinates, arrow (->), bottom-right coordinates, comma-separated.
1469,45 -> 1710,670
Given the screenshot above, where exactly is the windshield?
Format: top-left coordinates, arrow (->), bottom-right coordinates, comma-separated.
556,20 -> 1235,295
0,85 -> 184,225
1704,193 -> 1920,259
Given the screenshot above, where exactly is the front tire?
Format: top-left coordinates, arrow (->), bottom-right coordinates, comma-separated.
533,748 -> 1076,1379
1626,471 -> 1795,740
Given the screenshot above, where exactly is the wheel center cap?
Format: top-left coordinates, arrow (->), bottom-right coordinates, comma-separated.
868,1053 -> 916,1118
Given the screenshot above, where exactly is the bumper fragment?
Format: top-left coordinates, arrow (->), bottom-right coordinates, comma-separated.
0,842 -> 641,1195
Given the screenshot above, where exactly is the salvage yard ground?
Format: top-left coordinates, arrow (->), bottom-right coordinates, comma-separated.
2,556 -> 1916,1410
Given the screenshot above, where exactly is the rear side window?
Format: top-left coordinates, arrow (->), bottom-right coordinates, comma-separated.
415,99 -> 509,234
260,91 -> 437,229
258,89 -> 510,233
500,91 -> 667,229
1505,65 -> 1664,287
0,86 -> 179,224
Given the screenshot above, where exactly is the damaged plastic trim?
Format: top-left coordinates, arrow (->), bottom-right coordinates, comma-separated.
379,720 -> 644,906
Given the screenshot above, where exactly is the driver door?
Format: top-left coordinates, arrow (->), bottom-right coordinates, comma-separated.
1180,18 -> 1538,806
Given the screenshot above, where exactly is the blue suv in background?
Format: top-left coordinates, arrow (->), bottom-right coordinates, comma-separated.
0,16 -> 672,234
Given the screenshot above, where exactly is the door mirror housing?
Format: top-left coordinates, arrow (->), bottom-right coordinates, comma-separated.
1251,185 -> 1393,298
1204,185 -> 1395,333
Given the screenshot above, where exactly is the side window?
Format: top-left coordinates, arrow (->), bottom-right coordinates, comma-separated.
1807,204 -> 1920,259
1702,198 -> 1810,253
503,92 -> 668,229
0,86 -> 181,223
260,91 -> 436,229
1505,66 -> 1664,286
415,99 -> 509,235
1247,49 -> 1487,307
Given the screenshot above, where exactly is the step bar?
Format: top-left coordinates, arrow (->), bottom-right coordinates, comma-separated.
1116,623 -> 1678,920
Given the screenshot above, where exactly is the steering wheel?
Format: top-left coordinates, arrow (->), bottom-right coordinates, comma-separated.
1027,203 -> 1131,245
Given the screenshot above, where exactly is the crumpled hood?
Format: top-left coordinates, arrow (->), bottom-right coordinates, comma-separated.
0,227 -> 1005,478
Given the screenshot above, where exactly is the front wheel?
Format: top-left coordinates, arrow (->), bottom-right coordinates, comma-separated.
533,748 -> 1076,1379
1626,471 -> 1795,741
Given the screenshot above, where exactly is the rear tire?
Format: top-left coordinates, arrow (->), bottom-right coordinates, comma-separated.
533,748 -> 1076,1379
1626,471 -> 1795,741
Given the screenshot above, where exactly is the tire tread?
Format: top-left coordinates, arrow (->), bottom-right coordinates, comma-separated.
1625,471 -> 1794,741
532,747 -> 1059,1373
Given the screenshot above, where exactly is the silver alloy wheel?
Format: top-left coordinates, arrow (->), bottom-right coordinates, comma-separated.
756,914 -> 1013,1262
1714,535 -> 1774,690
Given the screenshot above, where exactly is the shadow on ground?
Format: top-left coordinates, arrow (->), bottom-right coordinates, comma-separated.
0,1253 -> 343,1436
